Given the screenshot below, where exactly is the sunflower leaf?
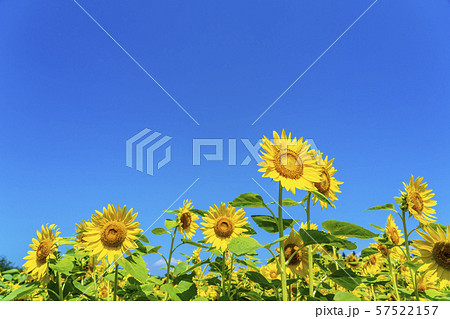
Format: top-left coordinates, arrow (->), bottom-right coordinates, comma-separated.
262,235 -> 289,249
151,227 -> 170,235
228,237 -> 262,256
1,282 -> 39,301
181,239 -> 210,249
229,193 -> 265,208
164,219 -> 178,230
266,198 -> 302,206
251,215 -> 299,233
118,255 -> 148,283
190,209 -> 208,217
298,229 -> 357,250
329,268 -> 362,291
334,291 -> 361,301
360,247 -> 379,258
322,220 -> 378,239
49,257 -> 74,275
309,190 -> 336,208
245,271 -> 271,288
366,203 -> 397,212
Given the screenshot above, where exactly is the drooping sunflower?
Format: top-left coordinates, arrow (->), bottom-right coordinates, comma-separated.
310,150 -> 343,209
412,225 -> 450,281
363,252 -> 384,275
345,252 -> 359,270
84,204 -> 143,264
401,175 -> 437,225
385,214 -> 404,245
176,200 -> 199,239
75,220 -> 90,249
282,231 -> 309,277
201,203 -> 248,252
260,263 -> 281,280
258,129 -> 322,194
23,224 -> 60,282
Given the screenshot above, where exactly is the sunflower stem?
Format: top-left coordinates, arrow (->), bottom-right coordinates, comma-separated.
277,182 -> 288,301
165,228 -> 177,286
92,256 -> 97,301
221,251 -> 227,298
306,192 -> 314,297
401,210 -> 420,301
227,253 -> 234,299
57,271 -> 63,301
113,262 -> 119,301
387,248 -> 401,301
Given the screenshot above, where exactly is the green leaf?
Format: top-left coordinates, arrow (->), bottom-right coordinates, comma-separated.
138,234 -> 149,243
370,224 -> 385,232
329,269 -> 362,291
117,255 -> 148,283
322,220 -> 377,239
1,283 -> 39,301
173,262 -> 189,276
366,203 -> 397,212
228,237 -> 262,256
245,271 -> 271,288
403,261 -> 423,273
152,227 -> 170,235
360,247 -> 379,258
59,237 -> 76,245
176,259 -> 210,277
309,190 -> 336,208
242,223 -> 257,235
190,209 -> 208,217
181,239 -> 210,249
334,291 -> 361,301
298,229 -> 357,250
165,219 -> 179,230
193,296 -> 209,301
262,235 -> 289,249
230,193 -> 265,208
251,215 -> 299,233
267,198 -> 302,207
49,258 -> 74,275
138,245 -> 162,255
160,284 -> 181,301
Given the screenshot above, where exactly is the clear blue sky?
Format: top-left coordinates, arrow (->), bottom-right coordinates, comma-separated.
1,0 -> 449,274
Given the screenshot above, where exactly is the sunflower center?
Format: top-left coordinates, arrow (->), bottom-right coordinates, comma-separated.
274,148 -> 303,179
369,255 -> 377,265
377,244 -> 388,256
269,270 -> 278,279
432,242 -> 450,270
410,191 -> 424,213
214,218 -> 234,238
180,212 -> 192,229
389,228 -> 400,245
314,169 -> 331,194
36,239 -> 53,262
417,282 -> 427,293
101,221 -> 127,248
284,244 -> 302,266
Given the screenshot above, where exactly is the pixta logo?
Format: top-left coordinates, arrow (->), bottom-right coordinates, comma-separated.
126,129 -> 172,176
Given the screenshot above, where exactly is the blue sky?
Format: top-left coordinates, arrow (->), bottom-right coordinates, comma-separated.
1,0 -> 449,275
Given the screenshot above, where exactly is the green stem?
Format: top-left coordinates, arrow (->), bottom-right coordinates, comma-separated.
401,211 -> 420,301
92,257 -> 97,301
57,271 -> 63,301
306,192 -> 314,297
277,182 -> 288,301
221,251 -> 227,298
113,263 -> 119,301
386,248 -> 401,301
227,253 -> 234,299
165,228 -> 177,285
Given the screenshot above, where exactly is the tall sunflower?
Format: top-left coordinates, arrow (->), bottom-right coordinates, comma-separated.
176,200 -> 199,239
84,204 -> 143,264
385,214 -> 404,245
23,224 -> 60,282
282,231 -> 308,277
75,220 -> 90,249
258,129 -> 322,194
412,225 -> 450,282
311,150 -> 343,209
201,203 -> 248,252
401,175 -> 437,224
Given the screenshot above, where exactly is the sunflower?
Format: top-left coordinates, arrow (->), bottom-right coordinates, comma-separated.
311,150 -> 343,209
300,222 -> 318,230
176,200 -> 199,239
345,252 -> 359,270
364,252 -> 384,275
282,231 -> 309,277
260,263 -> 280,280
258,129 -> 322,194
83,204 -> 143,264
412,225 -> 450,281
201,203 -> 248,252
385,214 -> 404,245
401,176 -> 437,224
23,224 -> 60,282
75,220 -> 90,249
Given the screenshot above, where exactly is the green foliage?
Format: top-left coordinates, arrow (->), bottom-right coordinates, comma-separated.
322,220 -> 378,239
229,193 -> 265,208
251,215 -> 299,233
366,203 -> 397,212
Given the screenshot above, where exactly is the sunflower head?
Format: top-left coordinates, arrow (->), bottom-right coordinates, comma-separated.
412,225 -> 450,281
201,203 -> 248,252
84,204 -> 143,264
385,214 -> 404,245
260,263 -> 280,280
345,253 -> 359,270
176,200 -> 199,239
310,150 -> 343,209
258,129 -> 322,194
23,224 -> 60,283
282,231 -> 308,277
75,220 -> 90,249
401,175 -> 437,225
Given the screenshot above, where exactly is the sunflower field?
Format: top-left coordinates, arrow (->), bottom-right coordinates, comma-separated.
1,129 -> 449,302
